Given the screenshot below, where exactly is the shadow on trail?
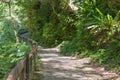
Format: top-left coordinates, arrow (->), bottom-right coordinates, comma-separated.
37,47 -> 118,80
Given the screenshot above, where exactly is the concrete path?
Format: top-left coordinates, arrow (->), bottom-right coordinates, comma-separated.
37,47 -> 119,80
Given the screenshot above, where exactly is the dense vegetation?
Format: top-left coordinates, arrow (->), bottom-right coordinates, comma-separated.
18,0 -> 76,47
62,0 -> 120,72
0,0 -> 120,79
0,1 -> 30,80
19,0 -> 120,73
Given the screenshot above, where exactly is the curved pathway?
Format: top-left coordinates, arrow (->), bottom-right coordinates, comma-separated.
37,46 -> 119,80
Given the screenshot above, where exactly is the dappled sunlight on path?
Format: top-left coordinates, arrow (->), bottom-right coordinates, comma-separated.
37,46 -> 119,80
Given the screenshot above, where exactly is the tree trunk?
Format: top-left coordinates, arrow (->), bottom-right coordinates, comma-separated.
8,2 -> 19,43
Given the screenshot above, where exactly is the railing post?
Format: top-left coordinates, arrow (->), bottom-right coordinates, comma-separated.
7,35 -> 38,80
26,54 -> 29,80
33,43 -> 38,71
23,68 -> 26,80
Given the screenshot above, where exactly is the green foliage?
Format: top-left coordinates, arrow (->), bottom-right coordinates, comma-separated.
60,0 -> 120,71
8,0 -> 120,73
0,2 -> 30,79
0,22 -> 30,79
0,42 -> 29,80
19,0 -> 76,47
18,0 -> 120,71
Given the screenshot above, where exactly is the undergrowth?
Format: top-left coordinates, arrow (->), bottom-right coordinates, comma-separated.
60,0 -> 120,73
0,19 -> 30,80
